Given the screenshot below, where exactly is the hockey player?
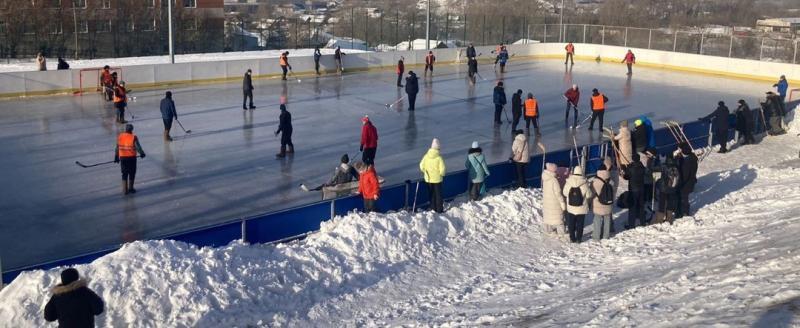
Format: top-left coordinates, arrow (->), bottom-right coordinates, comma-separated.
275,104 -> 294,158
622,49 -> 636,75
524,93 -> 541,137
511,89 -> 523,131
497,47 -> 509,73
405,71 -> 419,111
313,46 -> 322,75
396,57 -> 405,87
159,91 -> 178,142
565,42 -> 575,65
114,124 -> 146,195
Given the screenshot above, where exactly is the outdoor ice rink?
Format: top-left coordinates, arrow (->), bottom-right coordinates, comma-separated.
0,56 -> 774,270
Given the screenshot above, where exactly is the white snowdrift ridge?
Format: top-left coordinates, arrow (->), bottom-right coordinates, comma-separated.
1,112 -> 800,327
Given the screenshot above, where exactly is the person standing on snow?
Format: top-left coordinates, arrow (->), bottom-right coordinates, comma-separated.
465,141 -> 490,201
633,119 -> 648,154
542,163 -> 567,237
405,71 -> 419,111
700,101 -> 731,153
493,81 -> 507,125
773,75 -> 789,103
613,120 -> 633,168
275,104 -> 294,158
313,46 -> 322,75
765,91 -> 786,134
588,88 -> 609,131
510,130 -> 529,188
37,52 -> 47,71
243,69 -> 255,110
676,142 -> 697,218
652,154 -> 681,225
113,81 -> 129,124
396,57 -> 405,87
159,91 -> 178,142
114,124 -> 146,195
356,162 -> 380,213
419,138 -> 446,213
303,154 -> 360,192
735,99 -> 755,145
360,115 -> 378,165
44,268 -> 104,327
279,51 -> 292,81
524,93 -> 541,137
564,84 -> 580,128
511,89 -> 523,131
621,49 -> 636,75
591,164 -> 615,240
563,166 -> 592,243
565,42 -> 575,65
623,152 -> 646,229
424,51 -> 436,76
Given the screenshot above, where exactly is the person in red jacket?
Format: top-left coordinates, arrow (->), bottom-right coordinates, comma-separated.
424,51 -> 435,76
563,84 -> 580,128
360,115 -> 378,165
356,162 -> 380,213
396,57 -> 405,87
622,49 -> 636,75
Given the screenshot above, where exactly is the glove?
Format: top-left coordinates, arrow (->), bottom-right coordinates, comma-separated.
374,195 -> 379,200
140,153 -> 146,159
114,158 -> 119,163
359,145 -> 364,151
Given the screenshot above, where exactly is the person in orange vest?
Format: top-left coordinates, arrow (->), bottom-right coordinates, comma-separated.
356,161 -> 380,213
588,88 -> 609,131
565,42 -> 575,65
113,81 -> 128,124
424,51 -> 435,76
396,57 -> 405,87
279,51 -> 291,81
621,49 -> 636,75
100,66 -> 114,101
114,124 -> 146,195
524,93 -> 541,137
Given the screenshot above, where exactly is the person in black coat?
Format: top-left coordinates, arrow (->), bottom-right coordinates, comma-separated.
57,56 -> 70,70
492,82 -> 507,125
653,153 -> 681,224
676,142 -> 698,218
275,104 -> 293,158
242,69 -> 255,110
466,43 -> 476,59
700,101 -> 731,153
467,58 -> 478,83
44,268 -> 104,328
159,91 -> 178,142
632,120 -> 648,153
735,99 -> 755,145
511,89 -> 523,131
624,152 -> 646,229
405,71 -> 419,111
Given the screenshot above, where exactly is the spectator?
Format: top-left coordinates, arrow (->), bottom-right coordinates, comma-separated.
510,130 -> 529,188
563,166 -> 592,243
37,52 -> 47,71
465,141 -> 490,201
44,268 -> 104,327
356,162 -> 380,213
420,138 -> 446,213
542,163 -> 567,237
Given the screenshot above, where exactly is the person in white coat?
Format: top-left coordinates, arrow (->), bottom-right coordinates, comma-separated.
542,163 -> 566,237
613,120 -> 633,168
562,166 -> 593,243
511,130 -> 530,188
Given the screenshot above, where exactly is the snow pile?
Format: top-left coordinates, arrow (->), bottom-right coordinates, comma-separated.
0,48 -> 368,73
2,127 -> 800,326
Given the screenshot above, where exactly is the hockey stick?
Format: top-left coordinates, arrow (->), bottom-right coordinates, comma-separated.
76,156 -> 142,168
576,112 -> 593,128
176,119 -> 192,134
386,95 -> 406,108
289,69 -> 302,83
539,142 -> 547,171
411,181 -> 421,212
503,105 -> 512,123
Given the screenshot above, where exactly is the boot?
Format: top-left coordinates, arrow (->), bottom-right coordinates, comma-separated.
525,128 -> 530,136
122,180 -> 129,195
127,178 -> 136,194
536,129 -> 542,137
276,152 -> 286,158
286,145 -> 294,154
163,130 -> 172,142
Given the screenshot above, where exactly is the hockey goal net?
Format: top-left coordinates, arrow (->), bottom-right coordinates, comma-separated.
74,67 -> 122,95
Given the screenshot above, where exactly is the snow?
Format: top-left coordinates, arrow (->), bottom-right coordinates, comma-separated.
1,114 -> 800,326
0,48 -> 368,73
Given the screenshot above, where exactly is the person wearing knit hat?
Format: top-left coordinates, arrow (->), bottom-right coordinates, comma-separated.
44,268 -> 105,327
466,140 -> 490,201
734,99 -> 755,145
420,138 -> 446,212
406,70 -> 419,111
360,115 -> 378,165
301,153 -> 360,192
699,100 -> 730,153
275,104 -> 294,158
675,142 -> 698,218
563,165 -> 592,243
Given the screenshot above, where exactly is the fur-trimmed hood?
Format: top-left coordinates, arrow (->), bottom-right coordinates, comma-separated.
52,278 -> 88,295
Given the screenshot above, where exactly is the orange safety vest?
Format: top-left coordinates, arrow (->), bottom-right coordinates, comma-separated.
279,55 -> 288,66
525,98 -> 538,117
566,43 -> 574,54
592,94 -> 606,111
113,86 -> 126,103
118,133 -> 137,158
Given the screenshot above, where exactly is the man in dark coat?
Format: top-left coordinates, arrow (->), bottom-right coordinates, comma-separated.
466,43 -> 477,59
676,142 -> 698,218
492,81 -> 507,125
467,58 -> 478,83
632,119 -> 648,153
700,101 -> 731,153
44,268 -> 104,328
624,152 -> 646,229
275,104 -> 293,158
405,71 -> 419,111
764,91 -> 786,135
242,69 -> 255,110
735,99 -> 755,145
511,89 -> 523,131
160,91 -> 178,142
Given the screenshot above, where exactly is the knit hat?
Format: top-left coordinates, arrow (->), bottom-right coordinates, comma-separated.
60,268 -> 79,285
471,141 -> 479,149
631,152 -> 641,162
341,154 -> 349,164
125,124 -> 134,133
634,119 -> 643,127
431,138 -> 440,150
679,142 -> 692,155
280,104 -> 286,111
545,163 -> 557,173
361,115 -> 370,123
718,101 -> 725,106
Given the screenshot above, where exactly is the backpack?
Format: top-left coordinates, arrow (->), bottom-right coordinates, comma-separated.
661,167 -> 680,192
616,191 -> 631,209
568,186 -> 584,206
597,177 -> 614,205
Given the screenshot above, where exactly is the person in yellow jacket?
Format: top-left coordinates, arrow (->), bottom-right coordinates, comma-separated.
419,138 -> 446,213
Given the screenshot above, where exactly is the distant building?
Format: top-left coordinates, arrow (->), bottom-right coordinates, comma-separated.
756,18 -> 800,35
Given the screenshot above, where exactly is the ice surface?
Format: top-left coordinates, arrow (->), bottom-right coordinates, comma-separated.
0,57 -> 779,270
0,113 -> 799,327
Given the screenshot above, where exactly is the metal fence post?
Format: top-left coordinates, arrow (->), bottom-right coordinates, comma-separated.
673,32 -> 678,52
241,219 -> 247,244
330,199 -> 335,220
624,27 -> 628,47
759,38 -> 765,60
648,29 -> 652,49
729,34 -> 734,57
544,24 -> 547,43
699,33 -> 704,54
794,40 -> 798,64
601,25 -> 605,45
583,24 -> 586,43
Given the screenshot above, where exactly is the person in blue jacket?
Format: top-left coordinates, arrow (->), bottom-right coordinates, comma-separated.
640,115 -> 656,149
497,47 -> 509,73
773,75 -> 789,102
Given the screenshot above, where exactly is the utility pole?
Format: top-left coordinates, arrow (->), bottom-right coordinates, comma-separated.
425,0 -> 430,50
72,1 -> 79,59
168,0 -> 175,63
559,0 -> 564,42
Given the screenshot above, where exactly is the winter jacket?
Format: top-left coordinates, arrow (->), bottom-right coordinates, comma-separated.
44,279 -> 104,328
397,61 -> 405,74
243,73 -> 253,91
468,59 -> 478,75
276,109 -> 292,134
613,127 -> 633,166
328,163 -> 359,186
405,73 -> 419,95
419,148 -> 446,184
361,122 -> 378,148
641,153 -> 655,186
358,167 -> 380,200
466,46 -> 477,58
542,169 -> 566,225
465,149 -> 490,183
633,126 -> 648,153
563,167 -> 592,215
511,92 -> 522,119
624,160 -> 646,192
314,49 -> 321,61
642,117 -> 656,148
334,48 -> 342,60
591,169 -> 614,216
678,152 -> 698,192
702,104 -> 730,135
159,97 -> 177,120
765,94 -> 785,117
775,79 -> 789,98
498,50 -> 509,64
623,52 -> 636,64
511,134 -> 529,163
564,88 -> 580,106
57,58 -> 70,70
37,55 -> 47,71
493,86 -> 507,105
656,161 -> 681,210
735,103 -> 754,134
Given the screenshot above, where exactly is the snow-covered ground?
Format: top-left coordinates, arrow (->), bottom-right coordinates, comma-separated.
1,110 -> 799,327
0,48 -> 367,73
